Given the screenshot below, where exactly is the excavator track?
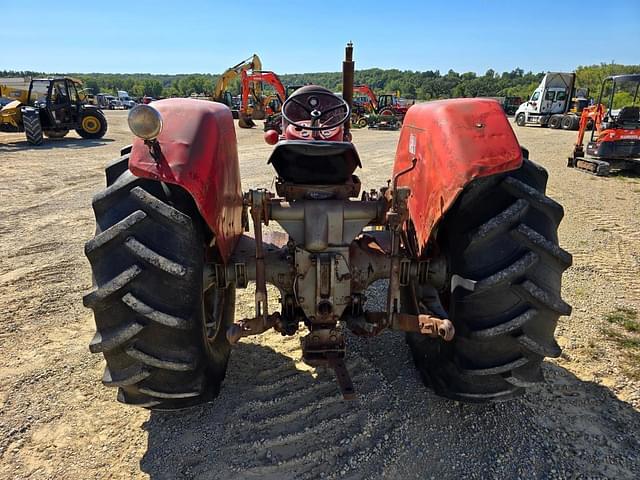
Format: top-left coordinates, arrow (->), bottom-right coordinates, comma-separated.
570,157 -> 611,176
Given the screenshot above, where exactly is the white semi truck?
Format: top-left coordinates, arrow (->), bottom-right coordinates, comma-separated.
514,73 -> 589,130
117,90 -> 136,109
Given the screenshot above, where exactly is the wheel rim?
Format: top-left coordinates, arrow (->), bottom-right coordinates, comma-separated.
82,115 -> 101,133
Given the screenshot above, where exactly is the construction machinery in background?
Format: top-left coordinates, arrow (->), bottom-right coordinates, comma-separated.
484,96 -> 522,116
0,77 -> 108,145
263,84 -> 306,132
84,43 -> 571,410
366,113 -> 401,130
238,70 -> 286,128
117,90 -> 137,109
501,96 -> 522,116
568,74 -> 640,176
515,73 -> 589,130
211,54 -> 262,118
352,84 -> 413,124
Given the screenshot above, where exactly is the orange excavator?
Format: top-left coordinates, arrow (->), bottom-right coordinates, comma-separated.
238,70 -> 286,128
568,74 -> 640,176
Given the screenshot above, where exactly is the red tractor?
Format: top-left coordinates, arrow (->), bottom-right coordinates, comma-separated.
353,84 -> 413,123
84,44 -> 571,409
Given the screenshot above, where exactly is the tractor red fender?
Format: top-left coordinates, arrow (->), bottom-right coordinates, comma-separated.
393,98 -> 522,255
129,98 -> 243,262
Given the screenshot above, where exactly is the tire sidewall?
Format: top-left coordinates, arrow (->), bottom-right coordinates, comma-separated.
77,109 -> 107,139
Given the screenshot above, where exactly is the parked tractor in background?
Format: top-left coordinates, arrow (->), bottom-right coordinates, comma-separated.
568,74 -> 640,176
352,84 -> 413,125
0,77 -> 108,145
84,43 -> 571,410
515,73 -> 589,130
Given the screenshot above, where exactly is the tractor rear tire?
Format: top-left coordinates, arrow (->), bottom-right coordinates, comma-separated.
76,109 -> 108,139
406,158 -> 572,402
44,129 -> 69,139
84,153 -> 235,410
22,108 -> 43,145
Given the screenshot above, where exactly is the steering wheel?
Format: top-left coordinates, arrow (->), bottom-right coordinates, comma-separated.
281,88 -> 350,131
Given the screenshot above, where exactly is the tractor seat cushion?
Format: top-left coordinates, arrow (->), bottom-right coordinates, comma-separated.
267,140 -> 362,184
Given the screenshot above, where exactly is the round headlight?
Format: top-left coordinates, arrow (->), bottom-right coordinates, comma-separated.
128,104 -> 163,140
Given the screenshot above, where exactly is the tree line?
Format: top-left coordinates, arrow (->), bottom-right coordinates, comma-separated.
2,63 -> 638,102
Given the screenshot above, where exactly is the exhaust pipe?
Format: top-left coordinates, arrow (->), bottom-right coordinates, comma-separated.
343,42 -> 354,137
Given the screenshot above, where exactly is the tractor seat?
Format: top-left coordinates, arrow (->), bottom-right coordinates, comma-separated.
267,140 -> 362,184
616,106 -> 640,128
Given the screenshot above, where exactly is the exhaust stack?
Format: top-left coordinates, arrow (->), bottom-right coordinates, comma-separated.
343,42 -> 354,136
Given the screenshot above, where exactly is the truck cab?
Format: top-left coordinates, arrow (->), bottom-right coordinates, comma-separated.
117,90 -> 136,109
515,72 -> 576,126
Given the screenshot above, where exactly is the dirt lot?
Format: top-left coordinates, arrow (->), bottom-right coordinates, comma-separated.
1,110 -> 639,479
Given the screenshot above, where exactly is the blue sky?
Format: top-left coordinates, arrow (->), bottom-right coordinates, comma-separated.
2,1 -> 639,74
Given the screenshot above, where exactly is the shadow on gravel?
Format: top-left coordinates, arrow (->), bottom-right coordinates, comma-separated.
139,339 -> 640,480
0,137 -> 114,151
609,170 -> 640,180
140,342 -> 344,480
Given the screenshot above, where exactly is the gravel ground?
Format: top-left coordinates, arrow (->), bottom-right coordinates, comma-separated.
0,110 -> 639,479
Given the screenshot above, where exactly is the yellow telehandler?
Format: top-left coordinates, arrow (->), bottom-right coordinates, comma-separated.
0,77 -> 107,145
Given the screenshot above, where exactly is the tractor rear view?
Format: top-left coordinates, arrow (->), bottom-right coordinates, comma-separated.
0,77 -> 107,145
84,43 -> 571,410
568,74 -> 640,176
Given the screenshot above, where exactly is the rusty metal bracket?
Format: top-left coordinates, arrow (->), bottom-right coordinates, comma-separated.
300,327 -> 356,400
226,312 -> 282,345
328,357 -> 355,400
246,189 -> 273,323
392,313 -> 455,341
385,167 -> 414,326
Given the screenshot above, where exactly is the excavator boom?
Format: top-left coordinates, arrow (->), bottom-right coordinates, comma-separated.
238,70 -> 287,128
353,84 -> 378,110
240,70 -> 286,110
213,54 -> 262,101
